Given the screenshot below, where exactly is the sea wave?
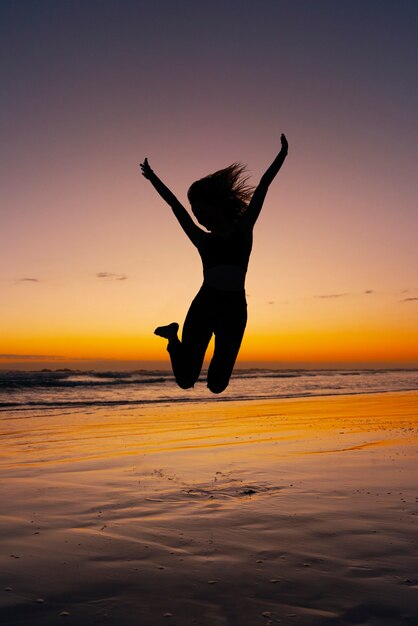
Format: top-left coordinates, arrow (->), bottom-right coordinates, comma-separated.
0,367 -> 405,390
0,371 -> 171,389
0,368 -> 417,413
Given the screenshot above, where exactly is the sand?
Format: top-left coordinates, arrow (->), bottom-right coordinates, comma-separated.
0,392 -> 417,625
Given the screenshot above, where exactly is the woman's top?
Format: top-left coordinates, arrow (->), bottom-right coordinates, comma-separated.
195,225 -> 253,292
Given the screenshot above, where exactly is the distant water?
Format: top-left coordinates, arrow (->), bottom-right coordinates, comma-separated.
1,368 -> 417,411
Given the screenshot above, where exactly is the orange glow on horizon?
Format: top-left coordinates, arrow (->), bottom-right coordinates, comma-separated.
2,322 -> 417,367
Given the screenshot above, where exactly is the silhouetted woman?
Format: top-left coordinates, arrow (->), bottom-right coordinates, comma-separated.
140,133 -> 288,393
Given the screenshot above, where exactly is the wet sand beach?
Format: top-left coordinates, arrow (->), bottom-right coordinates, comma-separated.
1,392 -> 417,625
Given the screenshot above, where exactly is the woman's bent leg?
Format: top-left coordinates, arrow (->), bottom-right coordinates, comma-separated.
167,290 -> 212,389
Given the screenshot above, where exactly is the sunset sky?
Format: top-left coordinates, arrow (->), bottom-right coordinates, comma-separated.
1,0 -> 417,369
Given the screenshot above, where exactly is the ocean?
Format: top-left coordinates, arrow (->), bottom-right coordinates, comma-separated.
1,368 -> 418,412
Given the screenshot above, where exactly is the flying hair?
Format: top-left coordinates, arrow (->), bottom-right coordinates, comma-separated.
187,163 -> 254,220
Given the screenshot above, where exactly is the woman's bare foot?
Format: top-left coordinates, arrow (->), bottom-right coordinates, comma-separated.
154,322 -> 179,340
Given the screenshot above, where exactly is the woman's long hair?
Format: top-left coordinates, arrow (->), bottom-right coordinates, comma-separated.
187,163 -> 254,220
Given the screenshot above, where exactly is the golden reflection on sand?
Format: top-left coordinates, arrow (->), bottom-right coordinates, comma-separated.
1,392 -> 417,470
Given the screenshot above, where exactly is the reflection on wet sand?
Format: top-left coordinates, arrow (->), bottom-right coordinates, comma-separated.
0,392 -> 417,625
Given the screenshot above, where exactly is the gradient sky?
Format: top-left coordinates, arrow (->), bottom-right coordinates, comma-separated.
1,0 -> 418,368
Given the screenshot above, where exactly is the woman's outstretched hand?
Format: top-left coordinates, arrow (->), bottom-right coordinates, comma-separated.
280,133 -> 288,153
140,158 -> 154,179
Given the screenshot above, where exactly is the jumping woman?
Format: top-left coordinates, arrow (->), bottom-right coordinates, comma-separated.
140,133 -> 288,393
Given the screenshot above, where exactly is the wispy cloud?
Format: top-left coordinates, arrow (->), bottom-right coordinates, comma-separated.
96,272 -> 127,281
314,293 -> 350,299
17,277 -> 39,283
364,290 -> 373,294
401,297 -> 418,302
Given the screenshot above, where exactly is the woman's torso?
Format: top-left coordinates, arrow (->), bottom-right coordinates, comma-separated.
196,224 -> 253,292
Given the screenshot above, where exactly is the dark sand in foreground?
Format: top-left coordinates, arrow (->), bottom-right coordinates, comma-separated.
1,392 -> 417,625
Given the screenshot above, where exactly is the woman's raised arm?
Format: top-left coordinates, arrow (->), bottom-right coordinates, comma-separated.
243,134 -> 288,229
140,158 -> 204,246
